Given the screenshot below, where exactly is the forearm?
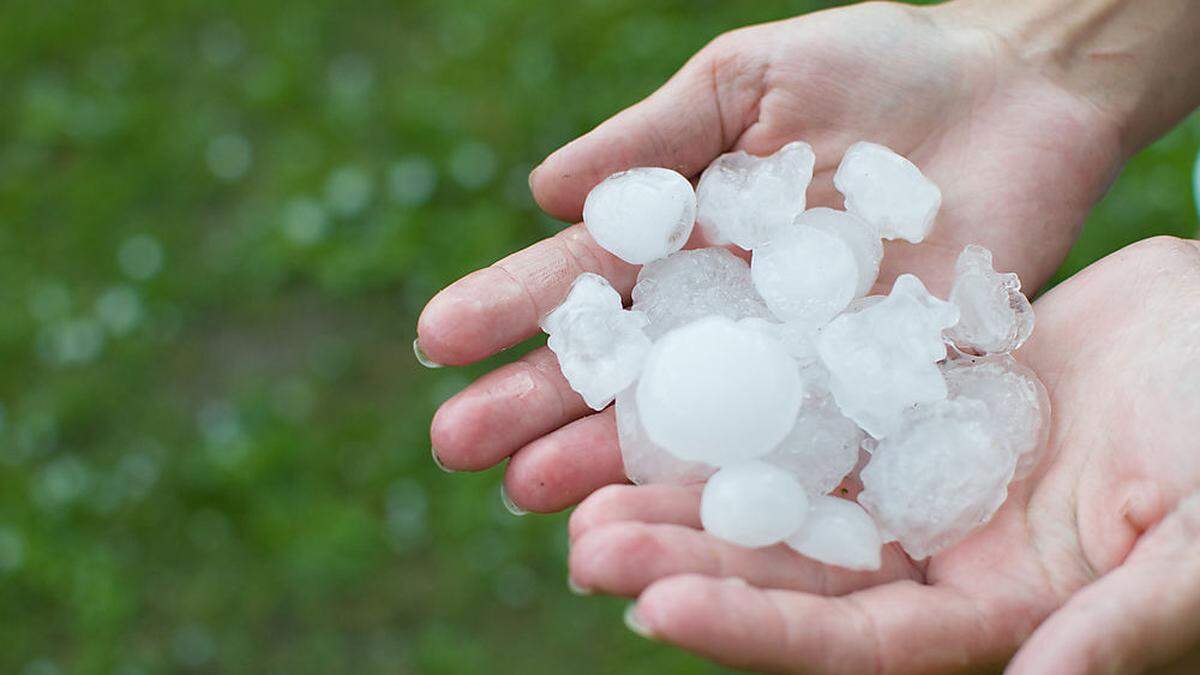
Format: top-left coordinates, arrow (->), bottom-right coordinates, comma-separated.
939,0 -> 1200,158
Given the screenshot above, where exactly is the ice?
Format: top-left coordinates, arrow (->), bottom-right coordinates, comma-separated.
833,141 -> 941,243
632,248 -> 770,339
751,208 -> 882,324
701,461 -> 809,547
540,273 -> 652,410
763,383 -> 864,494
947,245 -> 1034,354
817,274 -> 960,438
696,141 -> 816,249
858,397 -> 1016,559
637,316 -> 803,465
583,167 -> 696,264
615,386 -> 716,485
941,354 -> 1050,480
786,496 -> 882,570
739,317 -> 820,365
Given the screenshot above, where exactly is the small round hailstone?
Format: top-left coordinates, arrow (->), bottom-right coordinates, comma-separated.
583,167 -> 696,264
701,461 -> 809,547
751,208 -> 882,324
637,316 -> 803,466
785,495 -> 882,571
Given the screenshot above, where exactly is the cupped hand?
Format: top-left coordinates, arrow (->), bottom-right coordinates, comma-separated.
418,2 -> 1125,512
566,236 -> 1200,674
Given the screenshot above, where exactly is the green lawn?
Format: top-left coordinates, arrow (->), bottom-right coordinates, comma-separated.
0,1 -> 1196,673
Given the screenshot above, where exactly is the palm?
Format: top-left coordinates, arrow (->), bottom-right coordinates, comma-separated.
419,3 -> 1125,513
567,237 -> 1200,673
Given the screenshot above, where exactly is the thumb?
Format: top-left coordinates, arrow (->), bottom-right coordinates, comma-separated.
1007,492 -> 1200,675
529,32 -> 763,222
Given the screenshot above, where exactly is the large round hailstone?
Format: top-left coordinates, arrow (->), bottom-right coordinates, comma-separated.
701,461 -> 809,547
751,208 -> 881,325
582,167 -> 696,264
636,316 -> 803,465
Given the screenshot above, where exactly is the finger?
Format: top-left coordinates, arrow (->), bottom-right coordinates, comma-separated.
430,347 -> 590,471
570,521 -> 916,599
568,483 -> 704,543
1007,492 -> 1200,675
530,34 -> 762,221
502,408 -> 627,513
417,223 -> 637,366
630,575 -> 1008,675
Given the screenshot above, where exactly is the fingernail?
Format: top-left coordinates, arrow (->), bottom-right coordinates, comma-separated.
500,484 -> 527,516
431,446 -> 454,473
412,338 -> 443,369
623,604 -> 654,640
528,163 -> 542,190
567,577 -> 591,596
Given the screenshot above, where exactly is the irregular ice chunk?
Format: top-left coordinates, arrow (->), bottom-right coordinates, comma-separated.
858,397 -> 1015,559
540,273 -> 652,410
751,208 -> 882,324
763,386 -> 864,494
947,245 -> 1034,354
817,274 -> 960,438
833,141 -> 941,243
785,496 -> 882,570
701,461 -> 809,547
941,354 -> 1050,480
632,248 -> 770,339
696,141 -> 816,249
615,386 -> 715,485
583,167 -> 696,264
637,316 -> 803,466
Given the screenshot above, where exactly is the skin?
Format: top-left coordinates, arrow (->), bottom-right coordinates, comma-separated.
417,0 -> 1200,670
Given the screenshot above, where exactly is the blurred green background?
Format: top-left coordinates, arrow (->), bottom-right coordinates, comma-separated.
0,0 -> 1196,673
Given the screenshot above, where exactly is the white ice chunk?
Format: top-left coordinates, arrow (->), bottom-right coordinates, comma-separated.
738,317 -> 820,365
616,386 -> 716,486
632,248 -> 770,339
859,397 -> 1015,559
701,460 -> 809,547
696,141 -> 816,249
583,167 -> 696,264
637,316 -> 803,466
817,274 -> 960,438
947,245 -> 1035,354
941,354 -> 1050,480
751,208 -> 882,324
785,495 -> 882,570
833,141 -> 941,243
763,384 -> 865,495
540,273 -> 652,410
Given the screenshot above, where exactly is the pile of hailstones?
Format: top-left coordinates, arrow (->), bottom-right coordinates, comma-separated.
540,141 -> 1049,570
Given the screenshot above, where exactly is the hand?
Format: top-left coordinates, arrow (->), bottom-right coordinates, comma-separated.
418,1 -> 1127,511
566,236 -> 1200,674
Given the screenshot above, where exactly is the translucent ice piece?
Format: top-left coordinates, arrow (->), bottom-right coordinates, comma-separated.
540,273 -> 652,410
947,245 -> 1035,354
833,141 -> 941,243
701,460 -> 809,548
786,495 -> 882,570
763,385 -> 865,495
632,248 -> 770,339
941,354 -> 1050,480
817,274 -> 960,438
696,141 -> 816,249
750,209 -> 882,325
858,397 -> 1016,559
583,167 -> 696,264
637,316 -> 803,466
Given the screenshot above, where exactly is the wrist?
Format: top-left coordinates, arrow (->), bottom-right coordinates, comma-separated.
933,0 -> 1200,159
